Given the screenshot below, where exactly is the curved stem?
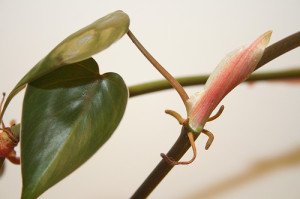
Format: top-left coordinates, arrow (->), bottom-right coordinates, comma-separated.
127,30 -> 189,107
130,31 -> 300,199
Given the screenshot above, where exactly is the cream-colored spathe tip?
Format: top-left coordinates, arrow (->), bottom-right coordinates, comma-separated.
260,30 -> 272,46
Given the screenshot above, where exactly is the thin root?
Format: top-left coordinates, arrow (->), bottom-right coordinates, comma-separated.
207,105 -> 224,122
1,121 -> 5,129
202,129 -> 214,150
161,132 -> 197,165
165,109 -> 187,125
0,93 -> 5,113
0,93 -> 6,130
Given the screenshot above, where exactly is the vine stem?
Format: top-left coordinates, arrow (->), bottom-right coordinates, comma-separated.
130,31 -> 300,199
129,68 -> 300,97
127,30 -> 189,107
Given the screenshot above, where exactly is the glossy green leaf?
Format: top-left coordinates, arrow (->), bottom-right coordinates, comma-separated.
21,59 -> 128,199
0,10 -> 130,120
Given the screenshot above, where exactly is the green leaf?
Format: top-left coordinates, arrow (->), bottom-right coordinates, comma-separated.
0,10 -> 130,120
11,123 -> 21,139
21,59 -> 128,199
48,10 -> 130,65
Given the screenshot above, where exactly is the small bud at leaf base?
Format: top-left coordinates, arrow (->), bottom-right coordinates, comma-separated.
0,129 -> 18,160
187,31 -> 272,133
48,10 -> 130,65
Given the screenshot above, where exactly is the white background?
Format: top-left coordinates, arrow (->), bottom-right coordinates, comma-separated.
0,0 -> 300,198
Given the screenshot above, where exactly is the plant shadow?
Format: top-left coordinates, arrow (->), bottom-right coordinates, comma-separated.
187,145 -> 300,199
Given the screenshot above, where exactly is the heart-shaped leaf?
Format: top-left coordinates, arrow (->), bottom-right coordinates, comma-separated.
21,58 -> 128,199
0,10 -> 129,120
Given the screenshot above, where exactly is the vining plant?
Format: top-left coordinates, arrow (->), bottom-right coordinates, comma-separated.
0,10 -> 299,199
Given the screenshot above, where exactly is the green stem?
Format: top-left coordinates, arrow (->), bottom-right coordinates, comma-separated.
129,68 -> 300,97
130,31 -> 300,199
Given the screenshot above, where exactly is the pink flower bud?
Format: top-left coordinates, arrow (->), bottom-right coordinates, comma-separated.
187,31 -> 272,132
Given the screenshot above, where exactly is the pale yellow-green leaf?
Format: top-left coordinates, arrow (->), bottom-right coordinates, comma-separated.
0,10 -> 130,120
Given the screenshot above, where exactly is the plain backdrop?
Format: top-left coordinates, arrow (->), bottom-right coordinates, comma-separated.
0,1 -> 300,199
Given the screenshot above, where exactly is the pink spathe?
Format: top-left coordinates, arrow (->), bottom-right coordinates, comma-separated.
187,31 -> 272,132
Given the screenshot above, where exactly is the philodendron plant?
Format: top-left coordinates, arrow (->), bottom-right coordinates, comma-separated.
0,10 -> 299,199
